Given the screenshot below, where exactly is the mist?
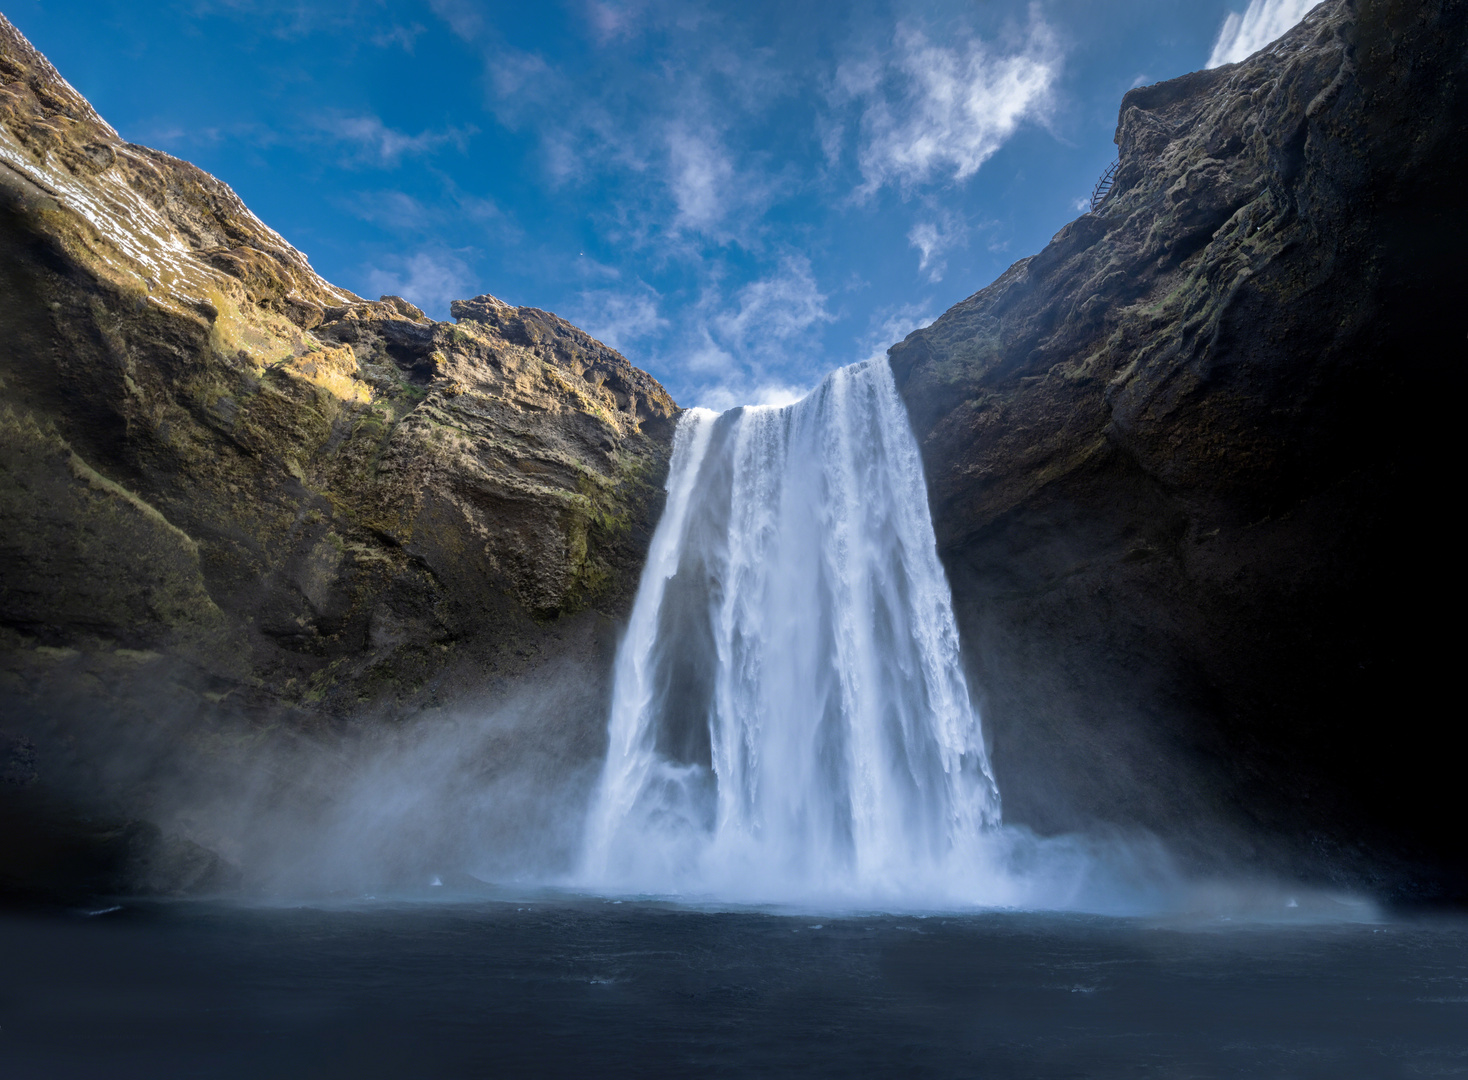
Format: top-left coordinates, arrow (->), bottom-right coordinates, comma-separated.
75,363 -> 1374,924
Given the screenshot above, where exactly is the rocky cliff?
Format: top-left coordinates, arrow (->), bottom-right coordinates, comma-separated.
0,14 -> 676,899
891,0 -> 1466,901
5,2 -> 1463,904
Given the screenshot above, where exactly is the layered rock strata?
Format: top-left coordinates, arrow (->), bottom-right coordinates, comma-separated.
0,14 -> 675,898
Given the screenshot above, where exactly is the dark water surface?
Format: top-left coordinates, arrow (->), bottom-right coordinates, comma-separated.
2,897 -> 1465,1078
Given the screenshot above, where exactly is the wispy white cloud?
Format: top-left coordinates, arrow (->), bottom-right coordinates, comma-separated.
711,255 -> 834,359
584,0 -> 649,44
835,12 -> 1060,197
407,1 -> 1065,408
340,185 -> 509,239
683,327 -> 736,375
343,190 -> 435,232
907,210 -> 968,282
570,285 -> 668,351
426,0 -> 485,41
668,256 -> 835,409
574,253 -> 623,280
662,122 -> 799,244
439,1 -> 796,249
480,46 -> 649,190
187,0 -> 378,39
156,112 -> 478,169
855,301 -> 934,364
366,250 -> 476,319
139,107 -> 474,178
1207,0 -> 1319,68
908,222 -> 943,272
373,23 -> 427,52
666,126 -> 738,232
488,48 -> 557,102
139,118 -> 280,151
316,113 -> 475,168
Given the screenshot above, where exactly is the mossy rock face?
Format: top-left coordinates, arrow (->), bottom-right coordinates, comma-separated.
0,11 -> 680,896
889,0 -> 1467,899
0,409 -> 230,659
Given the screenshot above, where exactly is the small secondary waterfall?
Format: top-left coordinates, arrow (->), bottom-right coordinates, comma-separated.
580,358 -> 1005,904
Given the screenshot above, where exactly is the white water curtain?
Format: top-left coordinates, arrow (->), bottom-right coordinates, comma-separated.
580,359 -> 1002,904
1207,0 -> 1320,69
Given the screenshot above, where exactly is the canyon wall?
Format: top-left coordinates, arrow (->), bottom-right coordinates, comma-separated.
4,1 -> 1464,903
0,13 -> 676,898
892,0 -> 1466,901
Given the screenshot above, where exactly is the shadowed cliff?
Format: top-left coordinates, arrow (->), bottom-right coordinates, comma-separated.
0,14 -> 677,900
4,3 -> 1464,905
891,0 -> 1466,902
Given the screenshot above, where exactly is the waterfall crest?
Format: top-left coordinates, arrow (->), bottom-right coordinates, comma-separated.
580,359 -> 1011,904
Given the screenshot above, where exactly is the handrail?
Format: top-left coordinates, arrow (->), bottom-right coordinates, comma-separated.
1089,160 -> 1120,212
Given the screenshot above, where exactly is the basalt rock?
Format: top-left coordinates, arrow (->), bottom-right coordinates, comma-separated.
0,14 -> 676,899
891,0 -> 1466,902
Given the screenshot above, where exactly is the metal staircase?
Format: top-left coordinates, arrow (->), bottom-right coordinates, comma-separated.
1089,160 -> 1119,212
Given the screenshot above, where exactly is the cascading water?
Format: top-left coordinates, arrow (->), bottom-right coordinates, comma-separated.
580,358 -> 1022,905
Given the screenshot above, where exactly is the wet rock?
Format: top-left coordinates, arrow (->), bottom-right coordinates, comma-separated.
0,793 -> 238,904
1,731 -> 37,787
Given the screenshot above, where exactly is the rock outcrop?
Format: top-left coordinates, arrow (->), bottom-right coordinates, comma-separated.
891,0 -> 1466,900
0,14 -> 676,899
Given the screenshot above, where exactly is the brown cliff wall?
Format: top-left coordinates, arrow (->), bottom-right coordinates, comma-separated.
0,14 -> 677,899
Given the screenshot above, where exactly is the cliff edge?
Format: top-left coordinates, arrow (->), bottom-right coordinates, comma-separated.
0,14 -> 676,899
892,0 -> 1466,900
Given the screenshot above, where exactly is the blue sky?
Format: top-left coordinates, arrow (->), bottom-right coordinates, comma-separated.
7,0 -> 1313,408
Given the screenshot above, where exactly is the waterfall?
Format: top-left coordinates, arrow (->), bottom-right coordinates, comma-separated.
579,358 -> 1005,905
